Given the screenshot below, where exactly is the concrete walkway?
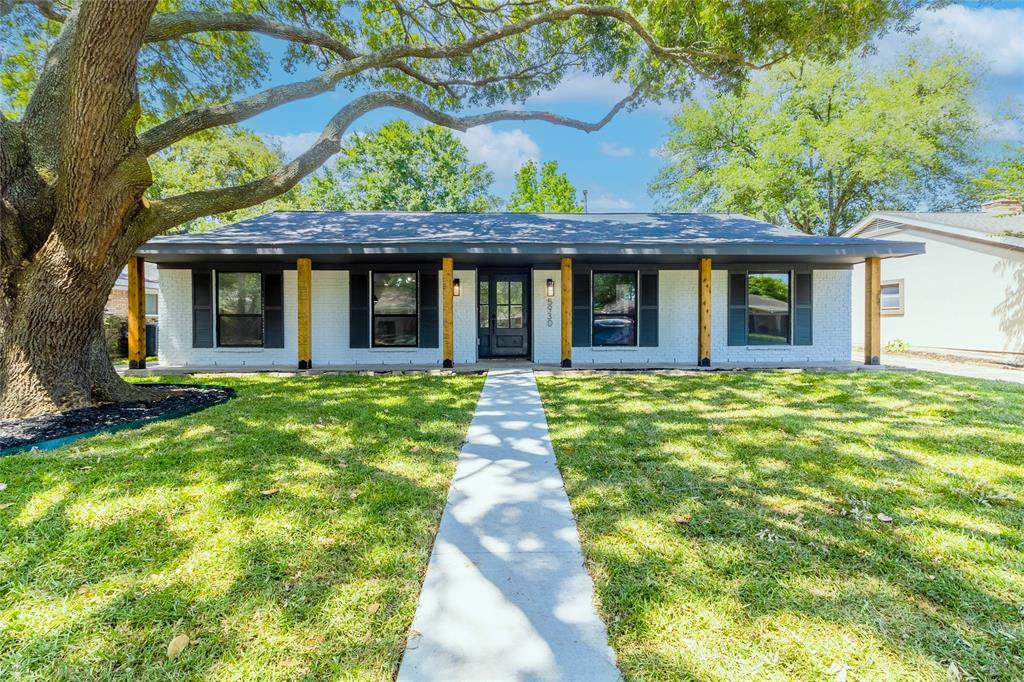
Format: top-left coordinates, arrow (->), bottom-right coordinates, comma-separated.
397,369 -> 621,682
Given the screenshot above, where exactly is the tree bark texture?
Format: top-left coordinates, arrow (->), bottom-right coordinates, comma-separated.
1,0 -> 158,419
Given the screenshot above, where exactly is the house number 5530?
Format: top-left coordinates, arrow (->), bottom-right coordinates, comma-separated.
546,298 -> 554,327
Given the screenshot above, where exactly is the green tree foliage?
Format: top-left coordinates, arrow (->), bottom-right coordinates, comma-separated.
651,52 -> 980,235
748,274 -> 789,302
147,127 -> 303,232
507,160 -> 582,212
974,145 -> 1024,202
305,120 -> 498,211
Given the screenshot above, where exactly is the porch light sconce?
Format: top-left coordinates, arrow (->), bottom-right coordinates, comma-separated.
546,278 -> 555,297
453,278 -> 461,296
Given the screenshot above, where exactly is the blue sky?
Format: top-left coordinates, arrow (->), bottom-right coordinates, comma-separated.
248,2 -> 1024,212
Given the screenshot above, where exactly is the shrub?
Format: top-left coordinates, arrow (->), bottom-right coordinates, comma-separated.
884,339 -> 909,353
104,315 -> 128,358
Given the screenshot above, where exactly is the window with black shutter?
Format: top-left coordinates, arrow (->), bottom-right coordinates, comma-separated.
372,272 -> 418,347
216,272 -> 263,347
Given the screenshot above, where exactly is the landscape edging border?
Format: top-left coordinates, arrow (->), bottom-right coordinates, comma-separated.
0,385 -> 235,457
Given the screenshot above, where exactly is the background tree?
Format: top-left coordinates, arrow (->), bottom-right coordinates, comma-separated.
306,120 -> 498,211
974,145 -> 1024,203
651,51 -> 980,235
0,0 -> 919,417
149,126 -> 305,232
507,160 -> 582,212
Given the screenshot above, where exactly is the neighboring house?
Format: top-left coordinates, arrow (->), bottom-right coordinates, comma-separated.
134,211 -> 921,369
107,261 -> 160,321
106,261 -> 160,357
848,199 -> 1024,356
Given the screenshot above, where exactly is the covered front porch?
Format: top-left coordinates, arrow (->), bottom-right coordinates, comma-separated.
125,253 -> 891,371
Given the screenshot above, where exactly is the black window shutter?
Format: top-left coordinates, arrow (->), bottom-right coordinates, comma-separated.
350,271 -> 370,348
639,271 -> 658,347
263,272 -> 284,348
571,271 -> 591,347
418,269 -> 439,348
192,270 -> 213,348
727,271 -> 747,346
793,271 -> 813,346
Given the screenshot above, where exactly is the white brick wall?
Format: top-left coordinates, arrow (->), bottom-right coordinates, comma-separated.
573,270 -> 699,364
159,267 -> 475,367
158,268 -> 297,368
532,269 -> 561,364
159,266 -> 852,367
453,269 -> 477,364
712,269 -> 851,363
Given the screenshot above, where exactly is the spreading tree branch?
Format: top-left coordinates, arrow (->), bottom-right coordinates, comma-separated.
8,0 -> 67,22
141,5 -> 774,69
140,89 -> 637,237
138,3 -> 764,155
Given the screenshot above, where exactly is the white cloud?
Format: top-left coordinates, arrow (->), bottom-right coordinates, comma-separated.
259,131 -> 321,161
528,73 -> 632,105
457,126 -> 540,180
979,105 -> 1024,143
914,5 -> 1024,77
586,192 -> 636,212
599,141 -> 634,158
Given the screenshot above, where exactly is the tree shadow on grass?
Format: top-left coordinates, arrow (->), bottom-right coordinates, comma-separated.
0,373 -> 484,681
538,370 -> 1024,681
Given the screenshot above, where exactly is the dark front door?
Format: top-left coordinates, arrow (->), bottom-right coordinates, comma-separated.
478,272 -> 529,358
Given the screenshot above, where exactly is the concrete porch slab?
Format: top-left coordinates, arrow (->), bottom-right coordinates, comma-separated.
122,360 -> 895,377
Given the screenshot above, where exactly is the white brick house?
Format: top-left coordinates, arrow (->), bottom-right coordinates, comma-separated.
135,211 -> 922,369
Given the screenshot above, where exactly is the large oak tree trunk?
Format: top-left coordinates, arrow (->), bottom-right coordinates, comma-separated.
0,235 -> 156,419
0,0 -> 159,420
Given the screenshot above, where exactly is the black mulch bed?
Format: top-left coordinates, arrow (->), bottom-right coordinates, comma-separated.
0,385 -> 234,453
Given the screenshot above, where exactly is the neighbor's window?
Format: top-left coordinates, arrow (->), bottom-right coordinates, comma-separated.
373,272 -> 418,346
145,292 -> 158,316
747,272 -> 790,345
592,272 -> 637,346
881,280 -> 904,316
217,272 -> 262,347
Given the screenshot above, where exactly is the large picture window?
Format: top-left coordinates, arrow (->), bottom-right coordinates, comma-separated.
217,272 -> 263,347
373,272 -> 418,347
747,272 -> 790,345
592,272 -> 637,346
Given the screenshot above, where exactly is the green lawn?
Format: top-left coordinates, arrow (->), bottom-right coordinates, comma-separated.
537,371 -> 1024,681
0,374 -> 483,681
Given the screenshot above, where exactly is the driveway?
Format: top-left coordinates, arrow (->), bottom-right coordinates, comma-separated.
881,353 -> 1024,384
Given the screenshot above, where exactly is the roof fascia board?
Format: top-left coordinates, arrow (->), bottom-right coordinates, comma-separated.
137,240 -> 924,259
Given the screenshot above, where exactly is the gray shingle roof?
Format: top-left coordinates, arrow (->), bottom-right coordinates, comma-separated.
871,211 -> 1024,236
140,211 -> 923,261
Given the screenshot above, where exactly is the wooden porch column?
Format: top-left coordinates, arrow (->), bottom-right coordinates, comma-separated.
560,257 -> 572,368
297,257 -> 312,369
697,257 -> 712,367
442,257 -> 454,368
864,256 -> 881,365
127,256 -> 147,369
